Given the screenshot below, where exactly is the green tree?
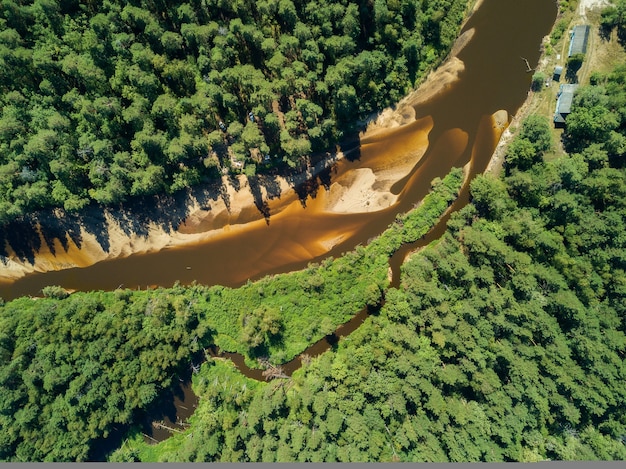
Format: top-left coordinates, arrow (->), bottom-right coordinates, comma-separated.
565,104 -> 619,153
519,114 -> 553,154
531,72 -> 547,91
240,305 -> 282,351
505,137 -> 540,172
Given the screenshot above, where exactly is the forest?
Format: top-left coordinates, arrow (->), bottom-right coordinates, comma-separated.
0,0 -> 467,224
107,32 -> 626,461
1,0 -> 626,463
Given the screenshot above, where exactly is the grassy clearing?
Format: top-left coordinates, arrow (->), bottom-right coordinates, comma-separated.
507,1 -> 625,165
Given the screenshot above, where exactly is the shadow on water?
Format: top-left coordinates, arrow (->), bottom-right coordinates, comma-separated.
338,137 -> 362,162
135,303 -> 376,448
89,351 -> 203,461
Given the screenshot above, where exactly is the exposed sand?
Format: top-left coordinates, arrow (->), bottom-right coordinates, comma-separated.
579,0 -> 611,19
0,7 -> 475,285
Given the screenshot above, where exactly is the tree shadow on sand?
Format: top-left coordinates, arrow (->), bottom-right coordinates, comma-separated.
0,135 -> 364,269
286,128 -> 363,207
248,173 -> 284,224
1,216 -> 43,265
0,180 -> 225,268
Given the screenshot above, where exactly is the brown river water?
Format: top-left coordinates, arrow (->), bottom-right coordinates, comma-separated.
127,0 -> 559,445
1,0 -> 556,301
2,0 -> 558,449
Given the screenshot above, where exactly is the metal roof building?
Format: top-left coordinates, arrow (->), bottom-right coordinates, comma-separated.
568,25 -> 590,57
554,84 -> 579,126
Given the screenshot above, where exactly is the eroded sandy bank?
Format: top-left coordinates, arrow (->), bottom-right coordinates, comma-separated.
0,12 -> 488,285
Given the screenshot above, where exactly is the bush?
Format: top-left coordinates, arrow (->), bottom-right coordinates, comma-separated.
41,285 -> 70,300
551,18 -> 569,45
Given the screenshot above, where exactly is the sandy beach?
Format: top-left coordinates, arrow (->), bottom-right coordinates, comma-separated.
0,3 -> 495,285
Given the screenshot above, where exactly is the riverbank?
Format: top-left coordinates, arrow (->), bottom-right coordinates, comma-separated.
485,0 -> 616,176
0,6 -> 478,286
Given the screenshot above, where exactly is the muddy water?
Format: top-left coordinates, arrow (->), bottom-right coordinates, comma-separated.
138,0 -> 557,444
0,0 -> 557,301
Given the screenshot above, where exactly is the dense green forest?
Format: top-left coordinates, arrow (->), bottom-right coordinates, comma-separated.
108,32 -> 626,461
0,0 -> 467,223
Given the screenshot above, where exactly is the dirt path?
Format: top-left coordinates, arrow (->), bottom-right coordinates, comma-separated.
578,0 -> 611,20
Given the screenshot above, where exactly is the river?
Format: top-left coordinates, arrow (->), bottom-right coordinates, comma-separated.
89,0 -> 559,446
0,0 -> 556,302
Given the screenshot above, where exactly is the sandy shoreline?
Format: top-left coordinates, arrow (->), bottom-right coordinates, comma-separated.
0,2 -> 498,285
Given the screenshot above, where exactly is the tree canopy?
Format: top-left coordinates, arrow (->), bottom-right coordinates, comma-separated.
0,0 -> 468,224
107,53 -> 626,463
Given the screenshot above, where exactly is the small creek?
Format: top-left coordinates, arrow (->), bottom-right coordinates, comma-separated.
0,0 -> 558,451
137,0 -> 558,444
145,301 -> 375,443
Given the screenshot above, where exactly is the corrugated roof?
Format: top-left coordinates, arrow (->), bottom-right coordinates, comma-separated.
568,25 -> 590,57
554,84 -> 579,124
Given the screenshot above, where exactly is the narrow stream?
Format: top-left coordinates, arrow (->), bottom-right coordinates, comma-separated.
143,178 -> 488,444
134,0 -> 558,444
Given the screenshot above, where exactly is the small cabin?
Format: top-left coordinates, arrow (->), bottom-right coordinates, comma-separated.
553,65 -> 563,81
568,25 -> 590,57
554,84 -> 578,127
